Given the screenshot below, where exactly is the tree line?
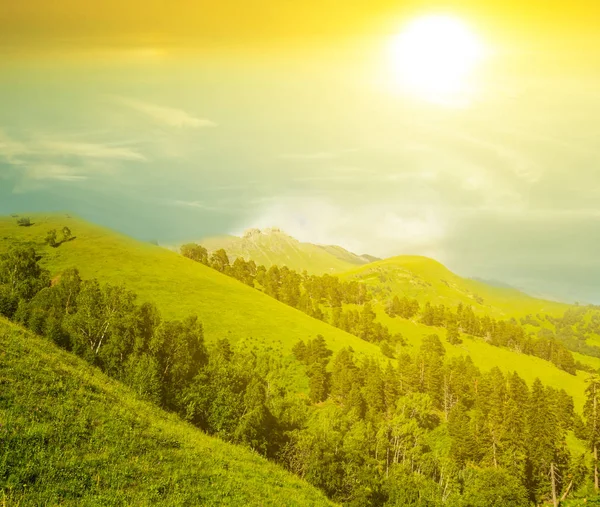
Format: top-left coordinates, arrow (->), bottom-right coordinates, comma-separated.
3,244 -> 600,504
388,298 -> 577,375
181,244 -> 579,376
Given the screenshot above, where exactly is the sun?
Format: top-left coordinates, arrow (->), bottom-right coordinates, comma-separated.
389,14 -> 486,106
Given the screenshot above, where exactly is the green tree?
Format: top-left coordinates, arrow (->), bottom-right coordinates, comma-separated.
65,280 -> 136,365
62,226 -> 72,242
585,375 -> 600,491
180,243 -> 209,264
446,321 -> 462,345
308,362 -> 329,403
461,467 -> 529,507
209,248 -> 230,272
45,229 -> 58,247
0,246 -> 49,300
448,403 -> 476,467
150,315 -> 208,409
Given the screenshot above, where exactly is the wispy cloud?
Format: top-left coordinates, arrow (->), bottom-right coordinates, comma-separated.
279,152 -> 339,160
0,129 -> 146,189
170,199 -> 239,214
37,140 -> 146,161
115,97 -> 217,128
0,129 -> 28,164
278,148 -> 359,161
26,164 -> 89,181
448,131 -> 542,184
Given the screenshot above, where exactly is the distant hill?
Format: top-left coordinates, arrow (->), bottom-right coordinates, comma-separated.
340,255 -> 570,319
0,317 -> 333,506
194,227 -> 378,274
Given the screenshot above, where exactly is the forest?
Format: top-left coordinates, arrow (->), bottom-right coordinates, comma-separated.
181,244 -> 580,375
2,243 -> 600,506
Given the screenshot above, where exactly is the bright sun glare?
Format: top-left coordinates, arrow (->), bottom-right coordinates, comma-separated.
390,14 -> 486,106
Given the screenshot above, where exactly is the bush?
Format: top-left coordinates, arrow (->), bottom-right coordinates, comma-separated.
0,285 -> 19,318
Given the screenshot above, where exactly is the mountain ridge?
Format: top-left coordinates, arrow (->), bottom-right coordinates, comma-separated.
190,227 -> 379,275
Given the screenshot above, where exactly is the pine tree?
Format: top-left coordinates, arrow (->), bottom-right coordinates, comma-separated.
446,320 -> 462,345
308,362 -> 329,403
584,375 -> 600,491
526,378 -> 567,505
448,403 -> 476,467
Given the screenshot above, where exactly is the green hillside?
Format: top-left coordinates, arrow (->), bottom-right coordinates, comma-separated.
369,303 -> 592,410
195,227 -> 375,274
340,255 -> 570,319
0,214 -> 592,411
0,214 -> 380,360
0,317 -> 333,506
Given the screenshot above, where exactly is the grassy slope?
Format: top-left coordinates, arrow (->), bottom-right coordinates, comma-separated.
197,229 -> 368,275
0,318 -> 333,506
326,302 -> 590,411
340,255 -> 570,319
338,257 -> 594,408
0,214 -> 379,361
1,214 -> 589,410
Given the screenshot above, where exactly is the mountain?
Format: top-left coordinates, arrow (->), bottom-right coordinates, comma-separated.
0,317 -> 333,506
195,227 -> 378,274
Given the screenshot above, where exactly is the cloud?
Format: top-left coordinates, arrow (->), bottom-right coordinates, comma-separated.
0,129 -> 146,190
279,152 -> 339,160
26,164 -> 89,181
116,97 -> 217,128
170,199 -> 239,214
450,131 -> 542,184
37,140 -> 146,161
0,129 -> 28,164
278,148 -> 359,161
241,195 -> 447,259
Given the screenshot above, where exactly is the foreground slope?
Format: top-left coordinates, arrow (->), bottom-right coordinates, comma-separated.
0,318 -> 333,506
0,214 -> 379,358
195,227 -> 374,274
341,255 -> 570,319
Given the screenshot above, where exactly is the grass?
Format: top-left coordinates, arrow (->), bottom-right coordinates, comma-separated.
0,317 -> 334,506
0,214 -> 381,363
371,303 -> 592,412
340,255 -> 571,319
0,213 -> 591,411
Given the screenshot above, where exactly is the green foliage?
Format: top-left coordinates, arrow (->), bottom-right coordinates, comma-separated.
180,242 -> 209,264
0,319 -> 333,506
61,226 -> 72,242
0,246 -> 49,300
45,229 -> 58,247
1,216 -> 599,505
460,467 -> 529,507
0,214 -> 384,366
16,216 -> 31,227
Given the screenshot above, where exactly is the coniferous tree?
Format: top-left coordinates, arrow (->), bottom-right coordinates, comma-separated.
308,362 -> 329,403
584,375 -> 600,491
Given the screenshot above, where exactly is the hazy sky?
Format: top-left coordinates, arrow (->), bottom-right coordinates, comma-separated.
1,1 -> 599,303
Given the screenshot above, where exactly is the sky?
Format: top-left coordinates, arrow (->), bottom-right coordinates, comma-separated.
1,1 -> 599,303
